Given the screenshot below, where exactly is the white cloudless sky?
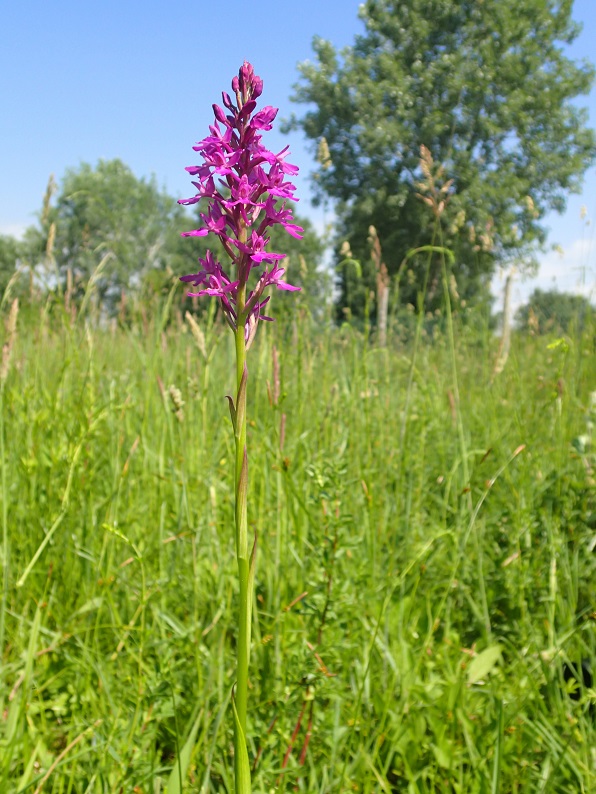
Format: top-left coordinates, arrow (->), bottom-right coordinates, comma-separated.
1,0 -> 594,307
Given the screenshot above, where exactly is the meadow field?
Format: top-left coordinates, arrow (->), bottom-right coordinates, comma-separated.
0,291 -> 594,793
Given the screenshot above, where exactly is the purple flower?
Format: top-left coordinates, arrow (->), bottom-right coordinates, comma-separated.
262,197 -> 304,238
179,62 -> 303,345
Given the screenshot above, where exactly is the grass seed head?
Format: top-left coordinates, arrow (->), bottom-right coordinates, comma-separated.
1,298 -> 19,385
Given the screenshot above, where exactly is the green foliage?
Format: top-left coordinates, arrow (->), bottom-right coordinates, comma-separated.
0,236 -> 22,295
287,0 -> 596,316
267,215 -> 330,321
0,292 -> 594,792
47,159 -> 189,309
516,287 -> 594,334
13,161 -> 330,321
0,233 -> 44,312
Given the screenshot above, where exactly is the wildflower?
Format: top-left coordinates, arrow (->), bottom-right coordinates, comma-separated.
179,61 -> 302,347
178,63 -> 302,794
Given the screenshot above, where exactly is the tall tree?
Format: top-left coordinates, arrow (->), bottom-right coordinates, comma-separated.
47,159 -> 189,305
287,0 -> 595,315
21,160 -> 327,318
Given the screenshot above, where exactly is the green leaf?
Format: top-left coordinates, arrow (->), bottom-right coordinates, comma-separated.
432,740 -> 454,770
467,645 -> 502,685
491,700 -> 504,794
71,596 -> 103,617
232,693 -> 252,794
226,394 -> 237,432
165,709 -> 202,794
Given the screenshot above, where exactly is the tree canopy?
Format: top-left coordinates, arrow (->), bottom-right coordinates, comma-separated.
0,159 -> 328,318
46,159 -> 189,303
516,287 -> 594,334
287,0 -> 596,315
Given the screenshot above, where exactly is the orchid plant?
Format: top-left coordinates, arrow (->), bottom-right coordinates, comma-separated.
179,62 -> 302,793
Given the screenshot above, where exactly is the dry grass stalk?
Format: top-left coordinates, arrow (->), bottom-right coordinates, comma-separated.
449,273 -> 460,302
368,225 -> 390,347
45,222 -> 56,261
492,269 -> 515,379
33,719 -> 103,794
473,218 -> 494,253
316,137 -> 332,171
415,144 -> 453,218
299,254 -> 308,280
64,268 -> 77,324
79,251 -> 114,319
185,311 -> 207,359
272,344 -> 280,405
1,269 -> 24,312
527,306 -> 539,335
266,344 -> 281,407
1,298 -> 19,385
41,174 -> 57,227
65,268 -> 73,314
168,385 -> 185,423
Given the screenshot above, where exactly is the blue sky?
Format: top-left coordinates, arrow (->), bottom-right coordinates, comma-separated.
1,0 -> 594,308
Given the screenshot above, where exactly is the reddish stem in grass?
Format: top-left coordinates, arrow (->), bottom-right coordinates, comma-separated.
252,715 -> 278,773
279,700 -> 307,780
298,701 -> 314,766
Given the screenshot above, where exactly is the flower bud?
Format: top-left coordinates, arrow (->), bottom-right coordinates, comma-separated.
252,77 -> 263,99
239,99 -> 257,119
180,62 -> 300,339
239,61 -> 254,89
212,104 -> 227,124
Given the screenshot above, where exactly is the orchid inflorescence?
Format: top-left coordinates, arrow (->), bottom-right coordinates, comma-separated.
178,64 -> 303,792
179,61 -> 302,348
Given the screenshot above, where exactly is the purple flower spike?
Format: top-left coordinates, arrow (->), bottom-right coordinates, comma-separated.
179,61 -> 302,346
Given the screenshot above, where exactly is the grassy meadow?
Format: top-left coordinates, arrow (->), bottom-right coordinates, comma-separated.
0,290 -> 595,793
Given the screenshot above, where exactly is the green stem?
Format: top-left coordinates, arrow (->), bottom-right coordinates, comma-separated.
233,282 -> 252,793
0,386 -> 7,715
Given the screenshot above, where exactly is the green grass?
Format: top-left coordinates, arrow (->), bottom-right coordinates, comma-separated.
0,296 -> 594,793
